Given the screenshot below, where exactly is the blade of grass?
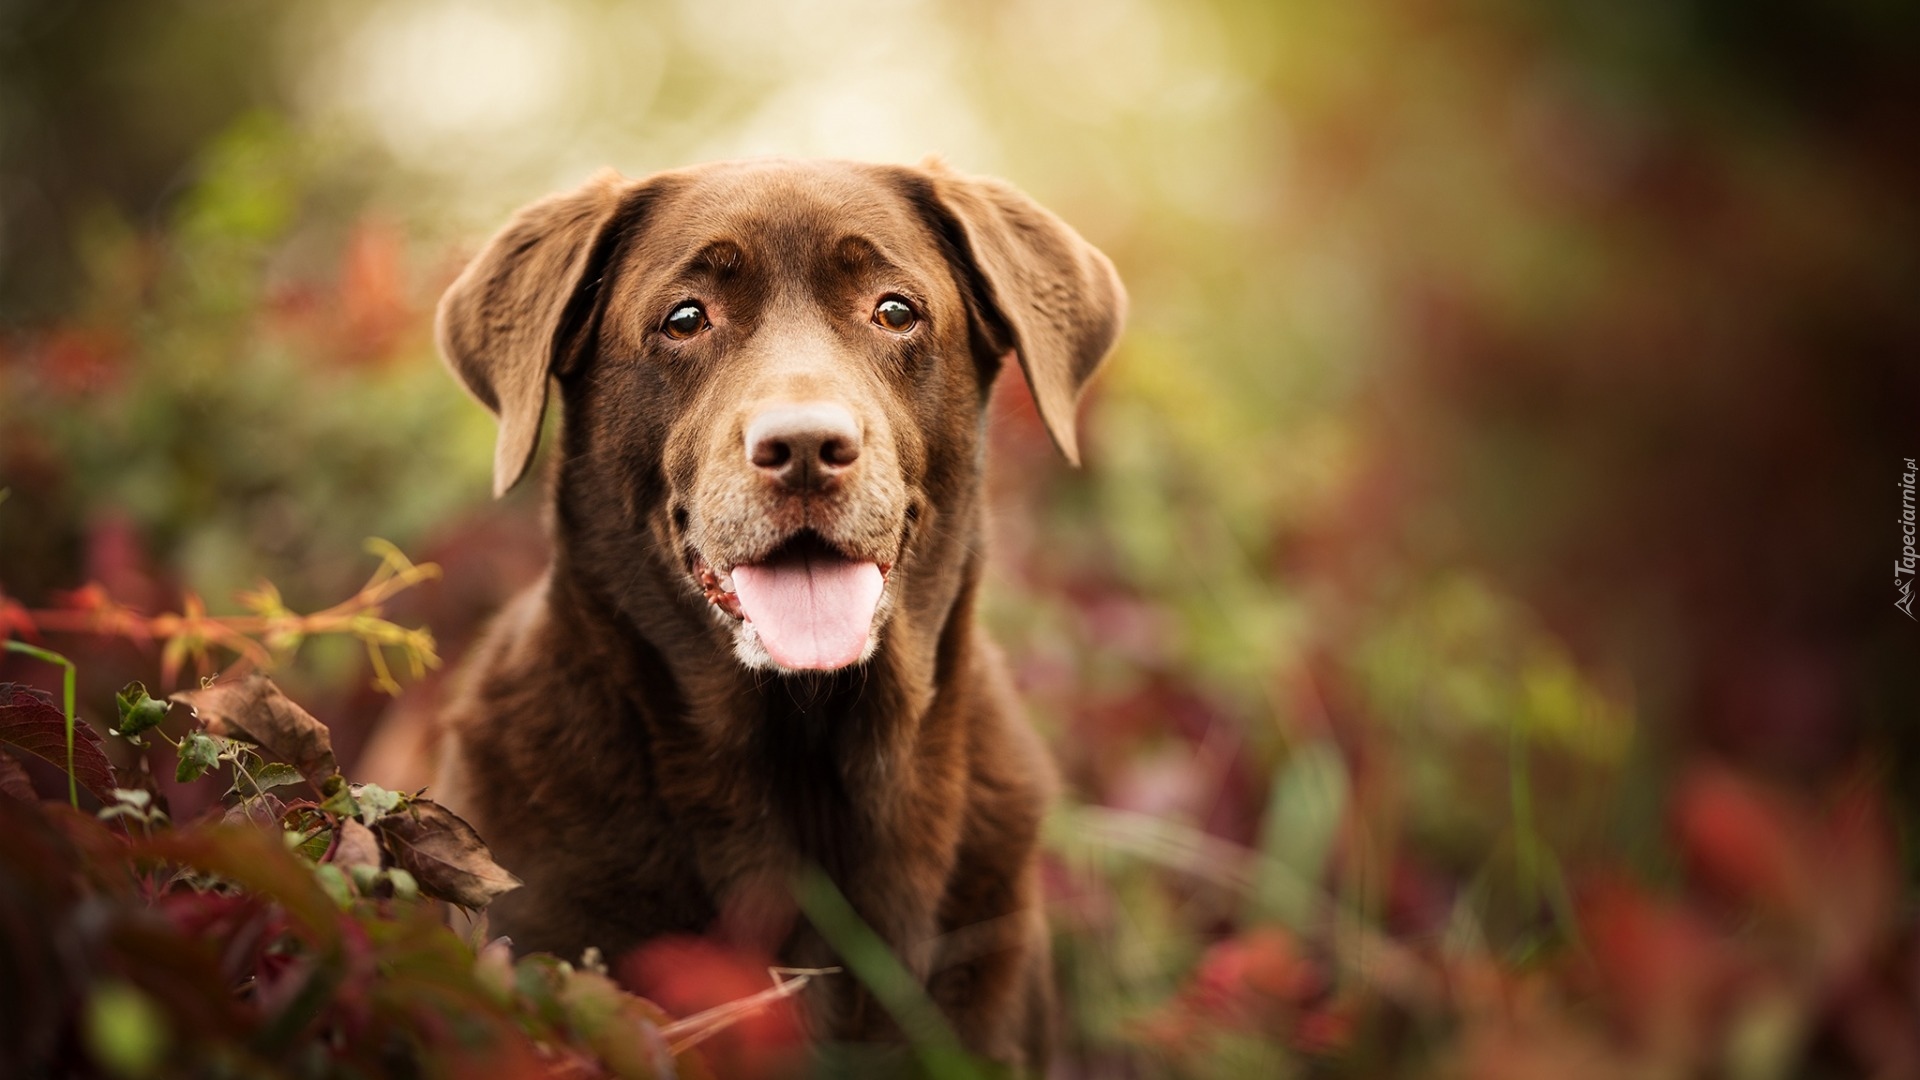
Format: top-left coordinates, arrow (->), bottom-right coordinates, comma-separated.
5,640 -> 79,808
1509,713 -> 1584,951
659,966 -> 840,1055
1250,739 -> 1349,931
792,867 -> 986,1080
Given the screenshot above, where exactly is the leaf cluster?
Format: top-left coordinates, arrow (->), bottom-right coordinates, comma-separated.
0,670 -> 736,1080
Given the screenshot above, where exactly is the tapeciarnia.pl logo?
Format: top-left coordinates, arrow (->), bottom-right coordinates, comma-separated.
1899,457 -> 1917,619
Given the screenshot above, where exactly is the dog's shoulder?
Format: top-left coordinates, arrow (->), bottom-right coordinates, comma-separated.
432,578 -> 641,836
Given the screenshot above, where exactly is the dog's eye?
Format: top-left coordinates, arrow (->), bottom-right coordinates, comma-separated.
872,297 -> 917,333
663,302 -> 708,339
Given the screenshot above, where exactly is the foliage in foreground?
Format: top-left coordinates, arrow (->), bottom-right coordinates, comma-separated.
1063,767 -> 1919,1078
0,548 -> 1914,1079
4,641 -> 1918,1079
0,666 -> 824,1080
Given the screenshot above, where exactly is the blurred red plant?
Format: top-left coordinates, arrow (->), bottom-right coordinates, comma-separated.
1143,926 -> 1356,1061
619,937 -> 811,1079
1458,763 -> 1918,1079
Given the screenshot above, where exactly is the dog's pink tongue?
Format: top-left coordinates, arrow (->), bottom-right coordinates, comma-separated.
731,553 -> 884,670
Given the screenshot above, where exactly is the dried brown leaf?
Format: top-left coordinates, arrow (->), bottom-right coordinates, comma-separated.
376,798 -> 521,909
170,675 -> 338,790
332,817 -> 382,870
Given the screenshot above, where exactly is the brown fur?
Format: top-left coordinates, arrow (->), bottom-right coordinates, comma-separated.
429,158 -> 1124,1070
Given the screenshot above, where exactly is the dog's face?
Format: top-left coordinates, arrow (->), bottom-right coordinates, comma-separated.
438,159 -> 1124,674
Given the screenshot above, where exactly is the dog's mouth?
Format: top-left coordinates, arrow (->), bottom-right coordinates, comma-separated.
692,531 -> 893,671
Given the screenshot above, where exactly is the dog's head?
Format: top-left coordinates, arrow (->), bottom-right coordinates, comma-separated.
437,159 -> 1124,674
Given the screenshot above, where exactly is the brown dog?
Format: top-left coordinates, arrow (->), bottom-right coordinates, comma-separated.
429,157 -> 1124,1070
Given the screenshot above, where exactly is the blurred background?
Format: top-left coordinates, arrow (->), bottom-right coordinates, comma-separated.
2,0 -> 1916,1075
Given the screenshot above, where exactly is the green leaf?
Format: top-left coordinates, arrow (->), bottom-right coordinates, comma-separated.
175,731 -> 220,783
319,784 -> 359,819
312,863 -> 353,907
513,954 -> 573,1030
351,782 -> 403,825
1248,740 -> 1350,931
348,863 -> 382,893
284,827 -> 332,863
113,682 -> 170,737
83,981 -> 169,1079
386,867 -> 419,901
232,761 -> 302,797
557,968 -> 677,1079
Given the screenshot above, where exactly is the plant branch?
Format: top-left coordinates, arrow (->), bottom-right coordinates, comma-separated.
0,539 -> 440,694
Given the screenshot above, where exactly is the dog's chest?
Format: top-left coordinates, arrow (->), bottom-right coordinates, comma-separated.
658,706 -> 880,884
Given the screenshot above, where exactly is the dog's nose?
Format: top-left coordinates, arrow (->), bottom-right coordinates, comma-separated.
745,403 -> 862,490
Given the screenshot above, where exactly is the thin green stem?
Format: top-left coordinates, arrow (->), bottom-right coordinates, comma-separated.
1508,714 -> 1583,950
1509,713 -> 1537,906
792,868 -> 982,1080
4,640 -> 79,808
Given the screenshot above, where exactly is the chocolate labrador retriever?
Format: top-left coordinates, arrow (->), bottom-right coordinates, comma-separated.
429,157 -> 1124,1069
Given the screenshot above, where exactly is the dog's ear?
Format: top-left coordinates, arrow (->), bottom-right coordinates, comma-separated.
436,170 -> 645,496
910,161 -> 1127,465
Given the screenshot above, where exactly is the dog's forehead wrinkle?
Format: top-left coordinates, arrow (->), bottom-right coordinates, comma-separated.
829,231 -> 923,279
673,239 -> 744,280
658,163 -> 930,256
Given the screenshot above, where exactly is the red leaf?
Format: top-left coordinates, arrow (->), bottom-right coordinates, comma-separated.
0,682 -> 118,804
0,749 -> 35,800
0,597 -> 36,642
136,826 -> 343,950
1579,878 -> 1730,1052
1674,766 -> 1811,916
1193,928 -> 1321,1010
1294,998 -> 1358,1055
1810,779 -> 1898,978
